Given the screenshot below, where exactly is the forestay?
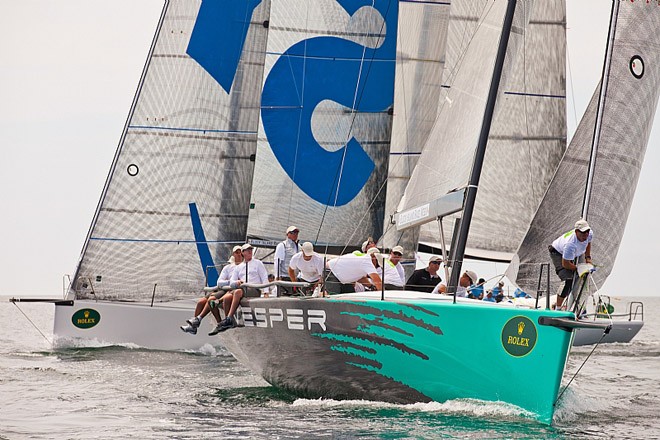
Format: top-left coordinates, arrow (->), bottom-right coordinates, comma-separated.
70,0 -> 270,301
513,1 -> 660,295
246,0 -> 398,249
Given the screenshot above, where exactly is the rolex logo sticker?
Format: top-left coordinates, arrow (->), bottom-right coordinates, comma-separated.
501,316 -> 537,357
72,308 -> 101,329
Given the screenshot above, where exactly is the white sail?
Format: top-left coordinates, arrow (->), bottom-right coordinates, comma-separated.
381,0 -> 451,249
397,1 -> 538,247
71,0 -> 271,301
513,1 -> 660,295
246,0 -> 398,249
411,0 -> 567,259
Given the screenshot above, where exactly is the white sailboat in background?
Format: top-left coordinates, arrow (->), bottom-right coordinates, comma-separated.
14,0 -> 274,350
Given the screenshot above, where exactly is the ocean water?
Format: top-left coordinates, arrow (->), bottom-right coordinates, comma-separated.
1,296 -> 658,439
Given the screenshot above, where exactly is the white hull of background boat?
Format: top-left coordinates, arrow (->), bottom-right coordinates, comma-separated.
53,299 -> 222,351
573,319 -> 644,346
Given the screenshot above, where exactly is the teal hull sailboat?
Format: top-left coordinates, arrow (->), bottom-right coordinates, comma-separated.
221,294 -> 577,423
220,0 -> 660,424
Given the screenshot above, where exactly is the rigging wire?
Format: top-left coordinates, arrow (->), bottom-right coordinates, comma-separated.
11,302 -> 52,346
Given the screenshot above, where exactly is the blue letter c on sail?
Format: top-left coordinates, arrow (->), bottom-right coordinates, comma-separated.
261,0 -> 396,206
187,0 -> 263,93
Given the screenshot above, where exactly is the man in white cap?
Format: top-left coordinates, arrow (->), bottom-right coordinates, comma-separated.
380,246 -> 406,290
274,226 -> 300,295
288,242 -> 325,295
434,270 -> 479,297
181,245 -> 243,335
213,243 -> 269,333
549,218 -> 594,309
353,237 -> 376,256
326,248 -> 382,294
405,256 -> 443,293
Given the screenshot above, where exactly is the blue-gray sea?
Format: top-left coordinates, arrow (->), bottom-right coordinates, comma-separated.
1,296 -> 658,439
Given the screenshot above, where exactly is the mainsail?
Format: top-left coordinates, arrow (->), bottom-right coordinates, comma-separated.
408,0 -> 566,260
513,1 -> 660,295
70,0 -> 271,301
246,0 -> 398,249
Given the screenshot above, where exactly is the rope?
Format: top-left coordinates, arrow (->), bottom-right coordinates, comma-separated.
11,301 -> 52,345
554,325 -> 610,407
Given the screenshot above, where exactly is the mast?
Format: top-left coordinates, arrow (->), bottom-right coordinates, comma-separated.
582,0 -> 619,219
447,0 -> 518,295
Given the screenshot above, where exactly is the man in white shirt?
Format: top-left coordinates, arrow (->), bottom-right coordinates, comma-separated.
213,243 -> 269,333
288,242 -> 325,295
549,218 -> 594,309
180,245 -> 242,335
274,225 -> 300,295
326,249 -> 382,294
381,245 -> 405,290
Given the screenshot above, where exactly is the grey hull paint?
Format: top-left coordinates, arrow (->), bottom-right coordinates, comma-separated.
573,319 -> 644,346
219,297 -> 432,403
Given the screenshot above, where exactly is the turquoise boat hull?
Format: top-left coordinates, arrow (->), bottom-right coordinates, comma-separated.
219,293 -> 574,424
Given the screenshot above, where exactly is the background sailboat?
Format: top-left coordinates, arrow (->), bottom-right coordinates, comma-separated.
15,0 -> 274,350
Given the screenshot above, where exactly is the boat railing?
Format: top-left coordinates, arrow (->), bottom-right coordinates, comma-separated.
535,263 -> 552,310
628,301 -> 644,321
581,299 -> 644,322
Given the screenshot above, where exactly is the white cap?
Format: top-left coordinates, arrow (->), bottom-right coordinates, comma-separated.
232,245 -> 242,253
428,255 -> 442,263
361,240 -> 369,252
464,270 -> 478,285
574,219 -> 591,232
286,225 -> 299,233
367,247 -> 379,256
391,245 -> 404,255
241,243 -> 254,251
301,241 -> 314,256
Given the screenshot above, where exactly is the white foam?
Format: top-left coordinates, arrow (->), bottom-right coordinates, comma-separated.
52,335 -> 140,350
292,397 -> 534,420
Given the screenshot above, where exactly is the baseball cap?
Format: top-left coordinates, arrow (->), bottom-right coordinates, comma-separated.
367,247 -> 379,256
301,241 -> 314,256
428,256 -> 442,263
391,245 -> 404,255
574,219 -> 591,232
241,243 -> 254,251
286,225 -> 299,233
464,270 -> 478,285
232,245 -> 242,253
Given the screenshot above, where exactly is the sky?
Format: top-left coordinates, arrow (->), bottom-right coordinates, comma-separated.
0,1 -> 658,297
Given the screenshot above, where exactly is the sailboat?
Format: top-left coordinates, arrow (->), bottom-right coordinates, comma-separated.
215,0 -> 660,424
12,0 -> 275,351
